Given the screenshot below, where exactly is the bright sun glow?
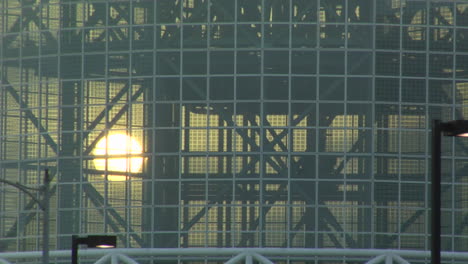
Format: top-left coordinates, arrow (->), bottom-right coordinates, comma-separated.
93,133 -> 143,181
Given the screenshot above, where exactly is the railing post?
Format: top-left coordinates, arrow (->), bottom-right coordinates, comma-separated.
111,254 -> 118,264
245,254 -> 253,264
385,254 -> 393,264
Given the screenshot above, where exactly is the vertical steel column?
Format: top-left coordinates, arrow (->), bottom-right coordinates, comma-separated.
146,94 -> 180,248
58,2 -> 81,248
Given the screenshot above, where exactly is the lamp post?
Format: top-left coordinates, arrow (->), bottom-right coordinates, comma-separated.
431,120 -> 468,264
0,169 -> 50,264
71,235 -> 117,264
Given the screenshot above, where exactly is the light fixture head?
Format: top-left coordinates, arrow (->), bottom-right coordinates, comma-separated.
95,244 -> 116,249
74,235 -> 117,249
441,120 -> 468,137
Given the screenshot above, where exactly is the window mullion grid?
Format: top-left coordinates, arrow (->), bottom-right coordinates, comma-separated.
370,0 -> 377,250
178,0 -> 184,247
397,0 -> 403,249
151,0 -> 158,248
205,0 -> 211,248
286,0 -> 293,249
232,0 -> 239,249
259,0 -> 265,248
315,0 -> 321,251
126,0 -> 134,247
450,1 -> 457,252
103,0 -> 110,234
343,0 -> 349,246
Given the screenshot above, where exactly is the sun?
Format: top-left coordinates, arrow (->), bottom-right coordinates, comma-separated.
93,133 -> 143,181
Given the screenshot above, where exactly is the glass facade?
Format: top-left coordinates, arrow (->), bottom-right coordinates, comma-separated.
2,0 -> 468,260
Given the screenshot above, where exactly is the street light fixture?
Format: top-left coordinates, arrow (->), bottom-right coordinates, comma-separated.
431,120 -> 468,264
71,235 -> 117,264
0,169 -> 50,264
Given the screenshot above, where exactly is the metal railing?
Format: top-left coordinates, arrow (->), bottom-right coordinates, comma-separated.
1,248 -> 468,263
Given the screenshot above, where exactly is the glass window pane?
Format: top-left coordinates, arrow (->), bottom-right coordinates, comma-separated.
430,28 -> 453,51
264,51 -> 289,74
237,24 -> 262,48
347,103 -> 373,128
182,77 -> 207,100
265,24 -> 290,48
292,103 -> 316,126
456,55 -> 468,78
292,24 -> 317,48
237,51 -> 261,74
348,25 -> 373,49
376,25 -> 400,50
237,77 -> 261,100
291,77 -> 316,101
429,54 -> 453,78
292,0 -> 317,22
375,78 -> 399,102
211,0 -> 235,22
264,77 -> 288,100
348,0 -> 374,23
291,155 -> 316,177
320,51 -> 345,74
183,25 -> 207,48
319,77 -> 344,101
156,78 -> 180,101
376,52 -> 400,76
210,25 -> 234,48
183,52 -> 207,75
319,103 -> 344,126
320,0 -> 345,23
402,79 -> 425,103
429,80 -> 453,104
157,0 -> 180,23
403,26 -> 426,51
156,25 -> 181,49
210,77 -> 234,100
210,51 -> 234,74
156,52 -> 180,75
237,0 -> 262,22
292,51 -> 316,74
348,52 -> 373,75
182,0 -> 207,23
347,78 -> 372,101
320,25 -> 345,48
402,53 -> 426,77
265,0 -> 289,22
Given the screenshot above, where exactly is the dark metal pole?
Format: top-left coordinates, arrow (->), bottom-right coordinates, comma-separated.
432,120 -> 442,264
71,235 -> 79,264
42,169 -> 50,264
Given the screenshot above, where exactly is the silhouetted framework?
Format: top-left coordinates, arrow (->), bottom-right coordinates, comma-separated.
2,0 -> 468,259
